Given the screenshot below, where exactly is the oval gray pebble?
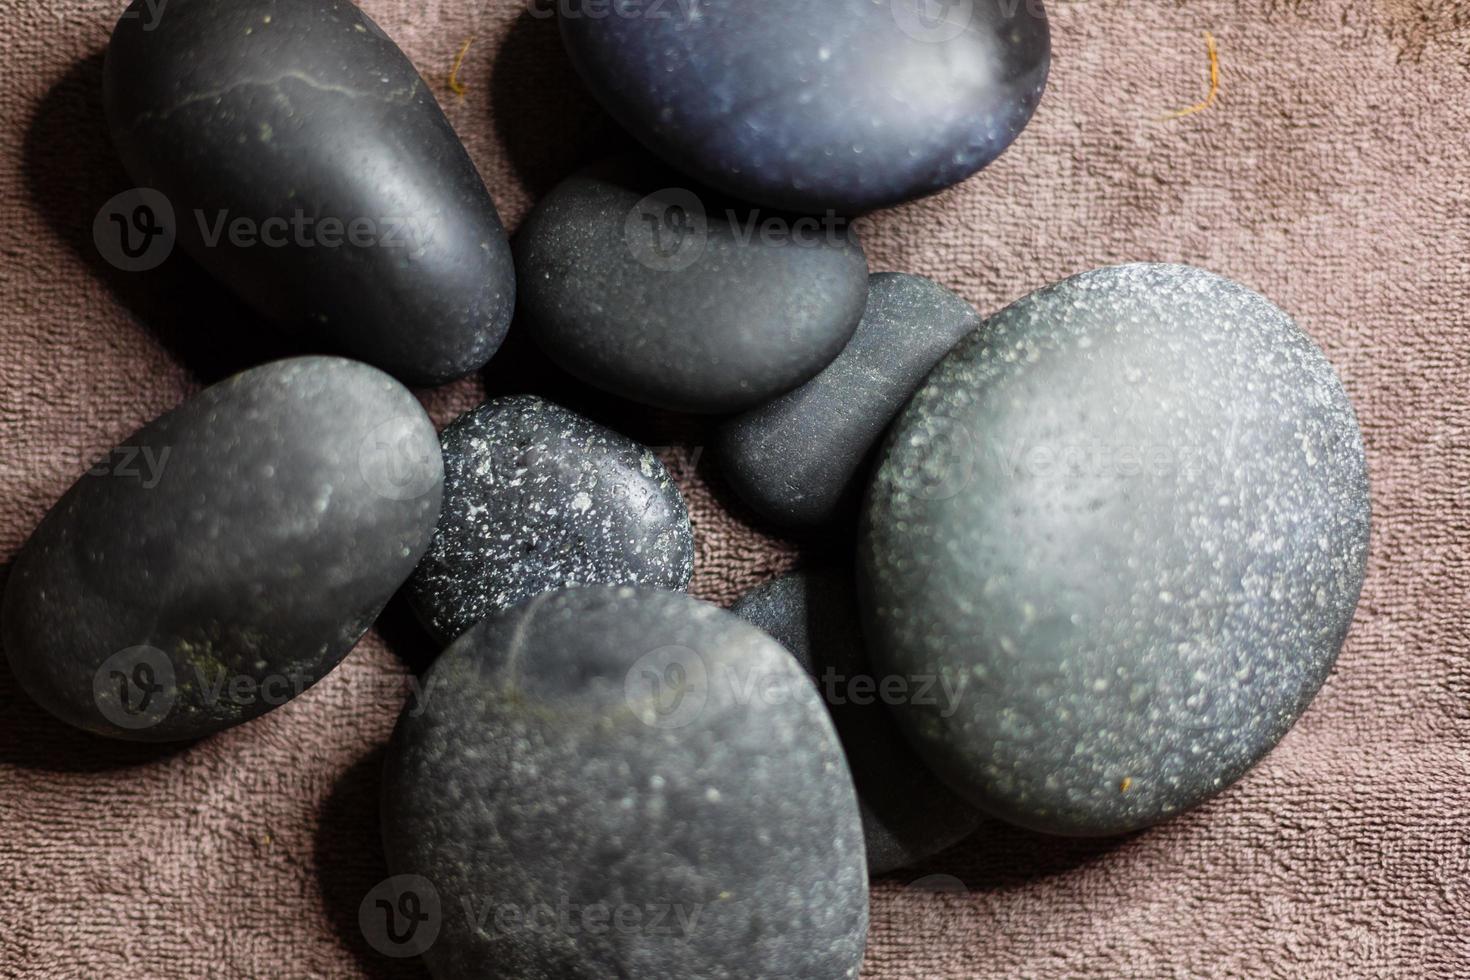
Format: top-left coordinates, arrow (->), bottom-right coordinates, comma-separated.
2,356 -> 442,741
719,272 -> 981,526
514,157 -> 869,413
859,263 -> 1371,836
404,395 -> 694,643
104,0 -> 515,385
381,586 -> 869,979
558,0 -> 1050,213
733,569 -> 983,874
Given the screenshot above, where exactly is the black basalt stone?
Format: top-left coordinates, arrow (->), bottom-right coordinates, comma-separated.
719,272 -> 982,526
559,0 -> 1050,214
859,263 -> 1372,836
381,586 -> 869,979
104,0 -> 515,385
514,157 -> 869,413
404,395 -> 695,644
1,357 -> 443,742
732,569 -> 983,874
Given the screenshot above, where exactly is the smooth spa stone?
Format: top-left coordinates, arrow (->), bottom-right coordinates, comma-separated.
104,0 -> 514,385
719,273 -> 982,526
514,158 -> 869,413
1,357 -> 443,742
733,569 -> 983,874
859,263 -> 1371,837
381,586 -> 869,980
558,0 -> 1050,213
404,395 -> 694,643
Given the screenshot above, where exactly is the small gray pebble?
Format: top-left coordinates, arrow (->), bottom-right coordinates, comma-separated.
2,356 -> 442,741
860,263 -> 1371,836
514,157 -> 869,413
382,586 -> 869,979
405,395 -> 694,643
719,272 -> 981,526
732,569 -> 983,874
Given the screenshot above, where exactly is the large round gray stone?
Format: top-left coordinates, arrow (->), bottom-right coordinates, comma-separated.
860,263 -> 1371,836
381,586 -> 869,979
405,395 -> 694,643
2,357 -> 442,741
733,569 -> 982,873
719,272 -> 981,526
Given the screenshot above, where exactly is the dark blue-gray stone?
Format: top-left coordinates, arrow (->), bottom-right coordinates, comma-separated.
559,0 -> 1050,213
514,157 -> 869,413
2,357 -> 442,741
859,263 -> 1371,836
381,586 -> 869,979
405,395 -> 694,644
719,272 -> 981,526
105,0 -> 514,385
733,568 -> 982,873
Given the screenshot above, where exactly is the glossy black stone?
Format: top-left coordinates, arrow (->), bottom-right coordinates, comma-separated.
514,158 -> 869,413
405,395 -> 694,644
733,569 -> 982,874
2,357 -> 442,742
559,0 -> 1050,213
720,273 -> 981,526
104,0 -> 515,385
382,586 -> 869,979
860,264 -> 1371,836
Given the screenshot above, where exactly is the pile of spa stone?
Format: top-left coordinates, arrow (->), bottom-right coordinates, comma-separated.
1,1 -> 1371,978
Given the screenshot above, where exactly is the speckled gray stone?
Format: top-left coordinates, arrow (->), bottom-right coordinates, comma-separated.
859,263 -> 1371,836
733,569 -> 982,874
2,357 -> 442,741
405,395 -> 694,643
381,586 -> 869,979
105,0 -> 514,385
514,157 -> 869,413
559,0 -> 1050,213
719,273 -> 981,526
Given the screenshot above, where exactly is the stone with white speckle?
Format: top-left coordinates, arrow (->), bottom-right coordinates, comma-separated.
859,263 -> 1371,836
382,586 -> 869,979
405,395 -> 694,643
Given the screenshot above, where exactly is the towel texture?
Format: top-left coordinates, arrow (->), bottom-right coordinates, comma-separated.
2,0 -> 1467,976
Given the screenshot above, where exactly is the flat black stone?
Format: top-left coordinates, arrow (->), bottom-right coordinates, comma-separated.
405,395 -> 695,644
514,157 -> 869,413
733,568 -> 983,874
860,264 -> 1371,836
559,0 -> 1050,213
719,272 -> 981,526
105,0 -> 514,385
2,357 -> 442,741
382,586 -> 869,979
